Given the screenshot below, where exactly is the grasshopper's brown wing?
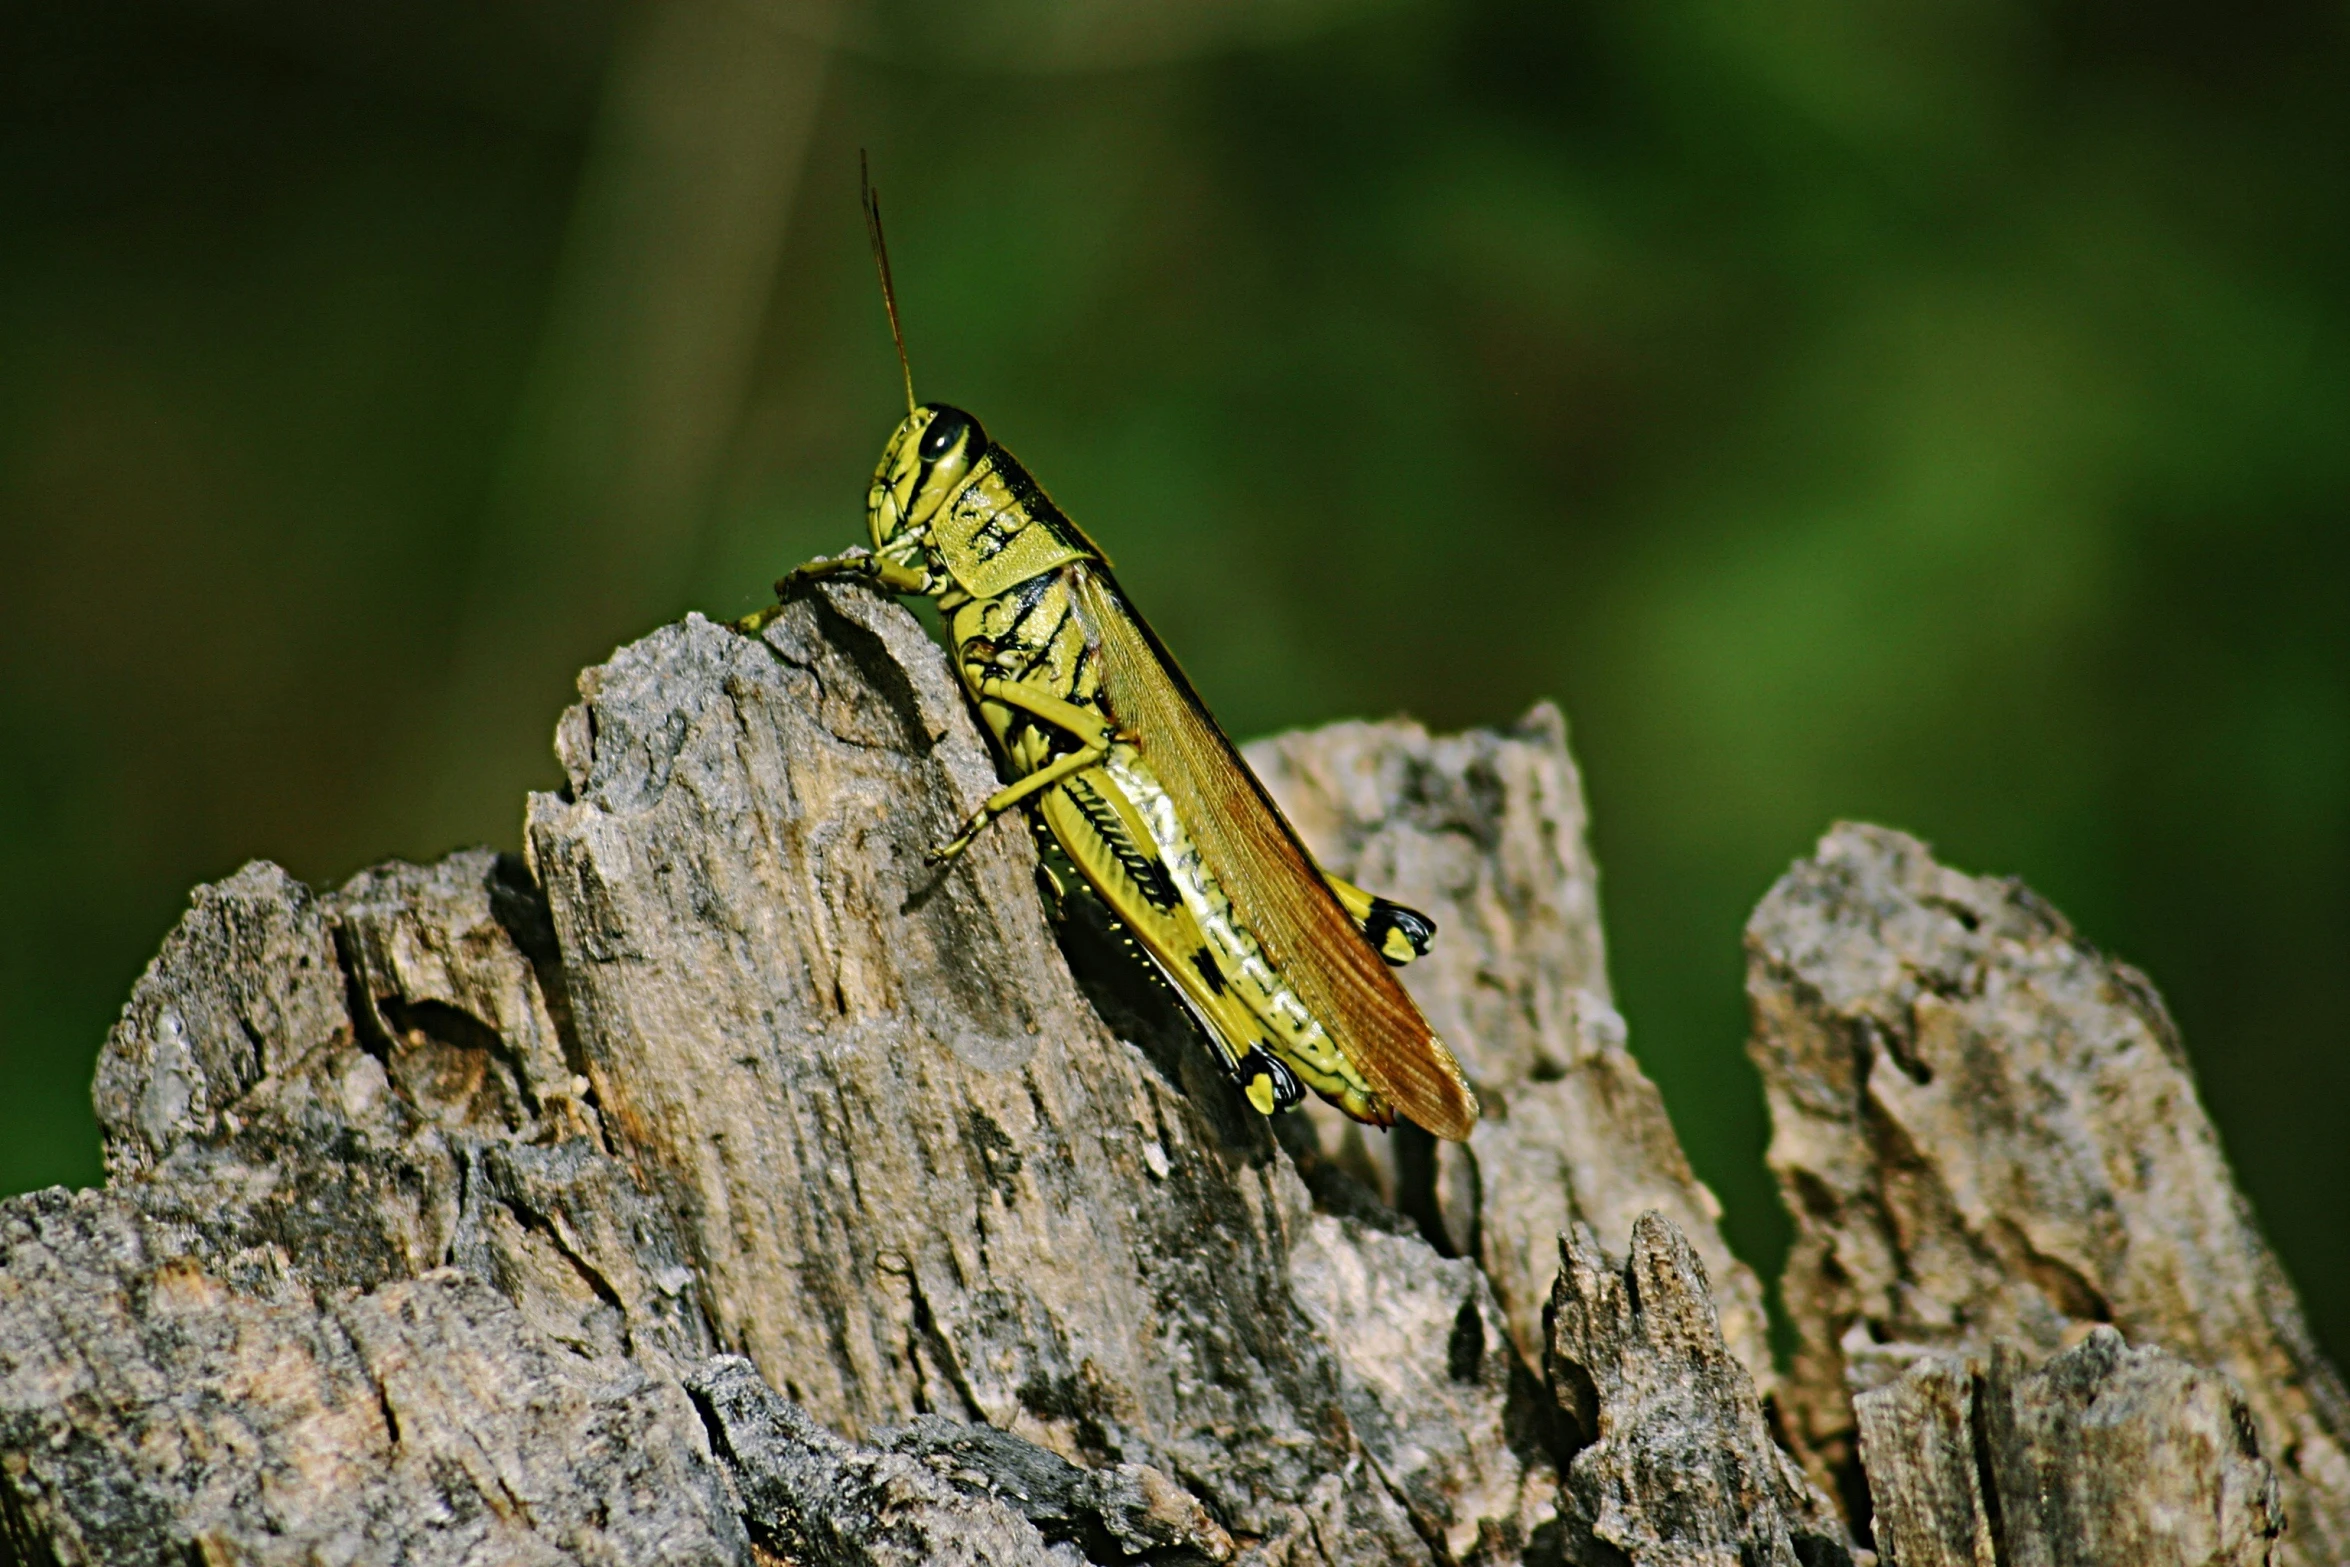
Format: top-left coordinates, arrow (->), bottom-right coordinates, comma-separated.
1067,563 -> 1480,1140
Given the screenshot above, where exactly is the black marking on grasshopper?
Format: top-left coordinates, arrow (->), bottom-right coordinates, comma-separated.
968,449 -> 1095,566
1002,570 -> 1056,627
1362,898 -> 1438,966
1190,949 -> 1228,996
1238,1047 -> 1304,1111
969,474 -> 1038,562
1065,775 -> 1182,912
975,517 -> 1018,562
1009,600 -> 1076,684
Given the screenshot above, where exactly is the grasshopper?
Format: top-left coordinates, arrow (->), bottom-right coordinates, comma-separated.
745,171 -> 1477,1140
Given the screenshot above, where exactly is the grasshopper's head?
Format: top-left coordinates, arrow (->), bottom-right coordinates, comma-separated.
868,402 -> 988,551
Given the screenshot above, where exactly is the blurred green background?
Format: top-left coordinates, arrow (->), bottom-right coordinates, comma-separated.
3,0 -> 2344,1361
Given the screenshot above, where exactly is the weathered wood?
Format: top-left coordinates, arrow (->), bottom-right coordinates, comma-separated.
687,1354 -> 1236,1566
1746,822 -> 2350,1565
15,587 -> 1659,1564
0,1188 -> 747,1567
6,591 -> 2331,1567
1855,1330 -> 2283,1567
1543,1213 -> 1852,1567
1250,714 -> 1772,1393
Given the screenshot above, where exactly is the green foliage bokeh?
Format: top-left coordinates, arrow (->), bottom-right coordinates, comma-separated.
2,0 -> 2343,1358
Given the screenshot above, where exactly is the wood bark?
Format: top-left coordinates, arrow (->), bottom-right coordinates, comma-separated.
1247,717 -> 1773,1393
1543,1213 -> 1847,1567
1746,821 -> 2348,1566
1854,1329 -> 2283,1567
0,586 -> 2332,1566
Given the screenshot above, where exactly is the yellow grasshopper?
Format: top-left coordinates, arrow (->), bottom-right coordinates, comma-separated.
747,173 -> 1477,1140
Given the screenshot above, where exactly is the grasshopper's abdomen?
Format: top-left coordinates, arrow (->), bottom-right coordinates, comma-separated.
1101,749 -> 1387,1121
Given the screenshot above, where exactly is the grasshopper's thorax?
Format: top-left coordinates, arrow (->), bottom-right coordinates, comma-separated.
869,403 -> 1106,602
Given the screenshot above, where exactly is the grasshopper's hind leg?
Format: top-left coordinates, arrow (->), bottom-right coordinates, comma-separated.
1320,870 -> 1438,966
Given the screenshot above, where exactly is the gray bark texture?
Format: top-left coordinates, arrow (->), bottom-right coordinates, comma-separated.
0,585 -> 2332,1567
1853,1329 -> 2283,1567
1747,821 -> 2349,1567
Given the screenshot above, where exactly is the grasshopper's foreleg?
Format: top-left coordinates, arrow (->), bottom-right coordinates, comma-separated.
923,678 -> 1133,868
735,548 -> 930,633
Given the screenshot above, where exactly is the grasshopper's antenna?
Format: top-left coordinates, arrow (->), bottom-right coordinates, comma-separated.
860,151 -> 916,416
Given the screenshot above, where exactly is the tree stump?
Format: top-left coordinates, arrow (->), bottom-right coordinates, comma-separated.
1746,822 -> 2350,1567
1,585 -> 2333,1566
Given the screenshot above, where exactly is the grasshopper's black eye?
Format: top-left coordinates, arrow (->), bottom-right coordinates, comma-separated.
918,406 -> 985,464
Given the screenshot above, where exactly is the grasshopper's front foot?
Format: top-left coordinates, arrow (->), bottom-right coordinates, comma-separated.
736,547 -> 916,635
776,546 -> 877,598
779,546 -> 931,600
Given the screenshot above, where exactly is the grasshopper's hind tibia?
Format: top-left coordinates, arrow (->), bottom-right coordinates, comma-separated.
1320,872 -> 1438,966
